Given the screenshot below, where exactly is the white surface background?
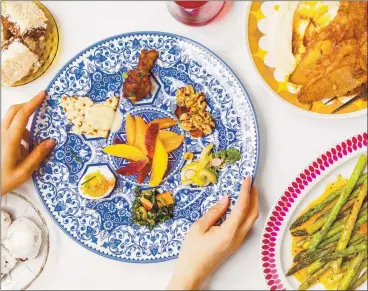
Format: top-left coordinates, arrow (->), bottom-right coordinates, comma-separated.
1,1 -> 366,290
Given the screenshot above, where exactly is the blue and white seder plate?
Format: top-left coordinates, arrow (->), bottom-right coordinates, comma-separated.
30,32 -> 259,263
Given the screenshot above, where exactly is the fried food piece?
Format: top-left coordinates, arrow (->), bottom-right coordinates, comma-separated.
298,53 -> 367,103
290,1 -> 368,103
136,50 -> 159,72
123,50 -> 159,103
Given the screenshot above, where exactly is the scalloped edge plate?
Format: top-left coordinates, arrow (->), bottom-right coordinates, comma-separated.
260,132 -> 367,290
244,2 -> 367,119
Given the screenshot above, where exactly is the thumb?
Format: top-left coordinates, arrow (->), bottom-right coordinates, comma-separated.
15,140 -> 56,182
196,195 -> 229,233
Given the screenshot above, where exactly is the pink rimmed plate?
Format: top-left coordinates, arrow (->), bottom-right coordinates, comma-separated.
260,132 -> 368,290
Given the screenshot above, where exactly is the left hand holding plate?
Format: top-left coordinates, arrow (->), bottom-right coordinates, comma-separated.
1,91 -> 56,195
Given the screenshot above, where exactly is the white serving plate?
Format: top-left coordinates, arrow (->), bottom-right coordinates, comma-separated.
261,132 -> 367,290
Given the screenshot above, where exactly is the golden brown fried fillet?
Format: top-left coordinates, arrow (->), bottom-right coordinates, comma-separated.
291,1 -> 367,101
297,53 -> 367,103
358,31 -> 367,72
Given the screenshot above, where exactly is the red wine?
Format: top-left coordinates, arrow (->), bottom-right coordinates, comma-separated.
168,1 -> 225,26
175,1 -> 208,9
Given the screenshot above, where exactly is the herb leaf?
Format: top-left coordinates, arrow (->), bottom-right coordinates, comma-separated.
212,148 -> 241,167
81,175 -> 96,186
224,148 -> 241,164
69,150 -> 82,163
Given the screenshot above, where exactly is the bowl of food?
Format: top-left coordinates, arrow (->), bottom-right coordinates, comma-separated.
1,1 -> 59,87
1,192 -> 49,290
246,1 -> 367,117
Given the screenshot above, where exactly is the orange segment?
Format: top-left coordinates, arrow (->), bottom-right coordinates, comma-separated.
161,134 -> 184,152
133,116 -> 148,155
149,138 -> 168,187
158,130 -> 180,141
150,117 -> 177,129
125,114 -> 135,145
103,144 -> 147,161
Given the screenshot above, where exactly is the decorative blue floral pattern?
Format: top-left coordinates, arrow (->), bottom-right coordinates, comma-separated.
30,32 -> 259,263
54,134 -> 92,184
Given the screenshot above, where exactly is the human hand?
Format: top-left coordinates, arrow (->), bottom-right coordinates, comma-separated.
167,176 -> 259,290
1,91 -> 56,195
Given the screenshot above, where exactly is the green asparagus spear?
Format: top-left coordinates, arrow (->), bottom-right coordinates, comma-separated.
299,262 -> 330,290
299,215 -> 350,249
333,181 -> 367,271
287,247 -> 334,276
321,242 -> 367,262
315,189 -> 359,222
349,270 -> 367,291
309,155 -> 367,251
293,249 -> 309,263
291,173 -> 367,230
328,273 -> 345,285
349,233 -> 365,246
290,187 -> 343,230
318,199 -> 366,240
318,233 -> 341,249
339,251 -> 366,290
348,259 -> 367,290
315,220 -> 366,250
292,229 -> 310,236
304,203 -> 354,237
307,258 -> 326,275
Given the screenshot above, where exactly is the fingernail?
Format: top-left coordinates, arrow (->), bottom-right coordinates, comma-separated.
219,195 -> 228,205
45,140 -> 56,149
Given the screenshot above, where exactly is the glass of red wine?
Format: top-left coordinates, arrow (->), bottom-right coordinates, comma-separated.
167,1 -> 225,26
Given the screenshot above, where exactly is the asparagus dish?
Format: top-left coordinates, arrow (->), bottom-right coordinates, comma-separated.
287,154 -> 368,290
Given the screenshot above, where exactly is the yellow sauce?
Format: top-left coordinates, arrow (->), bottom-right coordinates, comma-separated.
80,170 -> 114,198
291,175 -> 347,289
296,1 -> 339,26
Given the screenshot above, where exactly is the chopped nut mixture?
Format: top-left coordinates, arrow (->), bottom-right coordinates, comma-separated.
175,85 -> 215,138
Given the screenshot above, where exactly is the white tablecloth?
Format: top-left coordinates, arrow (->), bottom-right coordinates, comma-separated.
1,1 -> 366,290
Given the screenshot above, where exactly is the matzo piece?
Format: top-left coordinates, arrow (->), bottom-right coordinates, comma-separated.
60,95 -> 120,138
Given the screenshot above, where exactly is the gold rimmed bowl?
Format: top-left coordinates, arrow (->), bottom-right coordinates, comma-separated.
5,1 -> 59,87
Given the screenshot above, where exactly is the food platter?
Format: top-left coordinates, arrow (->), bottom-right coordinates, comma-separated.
245,1 -> 367,118
261,132 -> 367,290
30,32 -> 259,262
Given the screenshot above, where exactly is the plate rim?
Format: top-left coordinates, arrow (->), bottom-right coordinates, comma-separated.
30,30 -> 260,263
243,2 -> 367,119
260,132 -> 368,290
